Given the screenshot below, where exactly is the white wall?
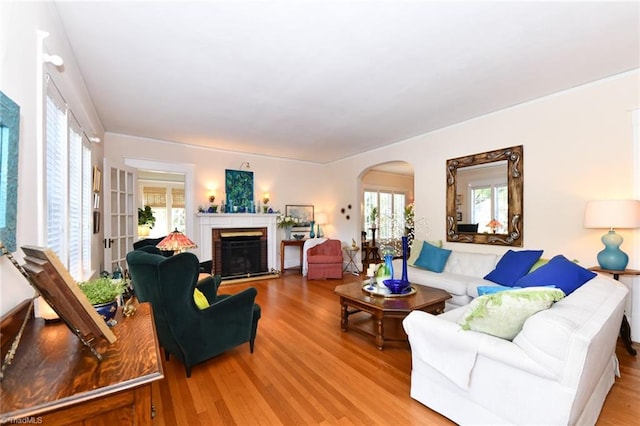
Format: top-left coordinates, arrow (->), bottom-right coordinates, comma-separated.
328,71 -> 639,261
0,1 -> 104,314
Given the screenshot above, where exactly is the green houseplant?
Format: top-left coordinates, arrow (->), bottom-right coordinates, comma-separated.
79,277 -> 126,323
138,205 -> 156,237
369,206 -> 378,228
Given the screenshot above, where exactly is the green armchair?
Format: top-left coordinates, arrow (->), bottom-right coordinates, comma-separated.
126,249 -> 261,377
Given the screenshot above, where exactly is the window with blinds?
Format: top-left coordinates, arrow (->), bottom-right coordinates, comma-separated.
45,75 -> 92,281
363,189 -> 406,241
141,186 -> 185,237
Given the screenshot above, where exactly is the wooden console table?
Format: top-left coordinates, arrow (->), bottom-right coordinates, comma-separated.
280,239 -> 306,274
590,267 -> 640,356
0,301 -> 163,424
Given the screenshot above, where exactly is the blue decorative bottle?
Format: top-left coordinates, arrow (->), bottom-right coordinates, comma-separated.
384,253 -> 394,281
309,220 -> 316,238
401,235 -> 409,283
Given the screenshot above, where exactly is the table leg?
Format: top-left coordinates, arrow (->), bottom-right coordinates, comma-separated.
340,299 -> 348,332
620,314 -> 637,356
280,240 -> 285,272
375,312 -> 384,350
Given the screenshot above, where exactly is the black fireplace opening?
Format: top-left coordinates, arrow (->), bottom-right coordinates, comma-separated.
217,235 -> 268,279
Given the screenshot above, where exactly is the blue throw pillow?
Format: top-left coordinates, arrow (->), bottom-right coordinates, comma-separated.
484,249 -> 544,287
413,242 -> 452,273
515,255 -> 596,295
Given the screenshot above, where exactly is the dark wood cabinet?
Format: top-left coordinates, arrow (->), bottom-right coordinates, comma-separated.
0,302 -> 163,424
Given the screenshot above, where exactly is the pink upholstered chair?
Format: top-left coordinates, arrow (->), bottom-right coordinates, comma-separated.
306,239 -> 343,279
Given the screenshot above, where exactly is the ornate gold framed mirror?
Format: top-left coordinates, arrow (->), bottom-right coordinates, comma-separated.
446,145 -> 523,246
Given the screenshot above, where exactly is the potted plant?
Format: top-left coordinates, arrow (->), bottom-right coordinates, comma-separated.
369,207 -> 378,229
79,277 -> 126,324
138,205 -> 156,237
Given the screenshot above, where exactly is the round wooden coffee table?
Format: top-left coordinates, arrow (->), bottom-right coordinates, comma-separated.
334,281 -> 451,350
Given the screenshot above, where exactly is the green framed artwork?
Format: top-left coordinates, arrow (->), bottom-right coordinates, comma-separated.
0,91 -> 20,253
225,169 -> 254,212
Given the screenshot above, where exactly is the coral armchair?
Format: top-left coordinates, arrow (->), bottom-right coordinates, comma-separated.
306,239 -> 343,279
126,249 -> 261,377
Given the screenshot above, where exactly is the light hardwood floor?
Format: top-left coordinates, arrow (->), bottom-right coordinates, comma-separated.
151,273 -> 640,425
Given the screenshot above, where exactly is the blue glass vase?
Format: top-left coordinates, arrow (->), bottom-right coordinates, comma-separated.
401,235 -> 409,282
309,220 -> 316,238
384,254 -> 394,281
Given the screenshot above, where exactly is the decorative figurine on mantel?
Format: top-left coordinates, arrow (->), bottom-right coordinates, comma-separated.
207,195 -> 218,213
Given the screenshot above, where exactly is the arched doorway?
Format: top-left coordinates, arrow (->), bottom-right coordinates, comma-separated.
358,161 -> 414,268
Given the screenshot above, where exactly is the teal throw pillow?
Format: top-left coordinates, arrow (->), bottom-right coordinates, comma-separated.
408,239 -> 443,266
457,287 -> 566,340
477,284 -> 519,296
484,249 -> 544,287
515,255 -> 596,296
413,242 -> 452,273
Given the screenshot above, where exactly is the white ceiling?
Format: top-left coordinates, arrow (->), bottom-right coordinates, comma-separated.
54,1 -> 639,164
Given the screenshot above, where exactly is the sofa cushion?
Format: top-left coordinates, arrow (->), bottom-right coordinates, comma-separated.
414,242 -> 452,273
307,255 -> 342,264
457,287 -> 566,340
513,277 -> 625,377
515,255 -> 597,295
484,249 -> 544,287
443,251 -> 499,276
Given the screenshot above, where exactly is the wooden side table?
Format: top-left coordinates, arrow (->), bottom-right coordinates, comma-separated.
590,267 -> 640,356
280,239 -> 306,274
362,244 -> 381,272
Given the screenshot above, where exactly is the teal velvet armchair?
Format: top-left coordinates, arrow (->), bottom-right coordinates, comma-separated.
126,249 -> 261,377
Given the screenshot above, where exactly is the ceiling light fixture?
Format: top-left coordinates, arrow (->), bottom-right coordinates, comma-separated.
43,54 -> 64,67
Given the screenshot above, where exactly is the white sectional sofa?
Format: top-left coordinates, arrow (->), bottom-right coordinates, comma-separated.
402,271 -> 628,425
392,250 -> 502,309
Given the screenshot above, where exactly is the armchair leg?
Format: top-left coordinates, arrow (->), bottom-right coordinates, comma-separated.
185,365 -> 192,378
250,338 -> 255,353
164,349 -> 170,361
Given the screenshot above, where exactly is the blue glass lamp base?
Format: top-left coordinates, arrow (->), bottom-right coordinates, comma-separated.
597,230 -> 629,271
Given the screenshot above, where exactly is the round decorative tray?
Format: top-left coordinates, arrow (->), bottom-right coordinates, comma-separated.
361,282 -> 416,298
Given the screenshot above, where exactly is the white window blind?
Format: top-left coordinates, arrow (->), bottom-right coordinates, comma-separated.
171,188 -> 185,208
143,186 -> 166,207
45,75 -> 92,281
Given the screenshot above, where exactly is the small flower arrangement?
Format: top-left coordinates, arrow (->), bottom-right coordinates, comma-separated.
404,202 -> 415,226
277,214 -> 302,229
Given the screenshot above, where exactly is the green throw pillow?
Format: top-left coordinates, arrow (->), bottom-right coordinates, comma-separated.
193,288 -> 210,310
457,287 -> 565,340
407,240 -> 424,266
528,258 -> 549,273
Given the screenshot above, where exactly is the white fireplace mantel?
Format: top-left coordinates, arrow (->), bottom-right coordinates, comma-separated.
194,213 -> 278,271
